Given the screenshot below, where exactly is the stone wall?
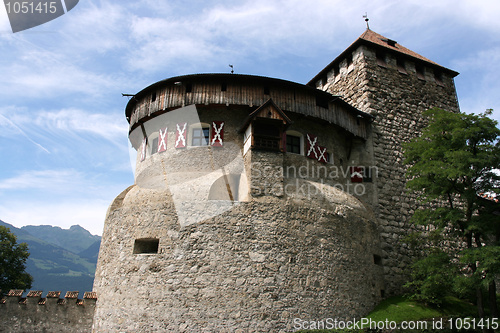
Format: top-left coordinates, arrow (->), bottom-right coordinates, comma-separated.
93,187 -> 384,332
321,44 -> 460,293
0,290 -> 96,333
93,103 -> 385,332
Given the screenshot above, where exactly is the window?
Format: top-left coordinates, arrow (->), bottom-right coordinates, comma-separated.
434,70 -> 444,85
346,53 -> 353,67
263,86 -> 270,95
316,96 -> 329,109
192,126 -> 210,146
397,58 -> 407,74
416,64 -> 425,80
321,76 -> 328,86
151,91 -> 156,102
133,238 -> 159,254
151,137 -> 159,155
386,39 -> 397,47
221,83 -> 227,91
333,64 -> 339,77
376,52 -> 386,66
186,83 -> 192,93
286,134 -> 301,154
253,121 -> 281,151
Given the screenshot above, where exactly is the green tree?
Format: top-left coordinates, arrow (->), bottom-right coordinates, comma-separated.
0,225 -> 33,294
404,249 -> 457,306
403,108 -> 500,316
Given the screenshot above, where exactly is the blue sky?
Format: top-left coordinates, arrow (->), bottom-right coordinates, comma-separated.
1,0 -> 499,235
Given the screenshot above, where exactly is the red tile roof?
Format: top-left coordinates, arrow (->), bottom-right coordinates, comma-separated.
357,29 -> 440,66
83,292 -> 97,299
65,291 -> 79,299
308,29 -> 458,86
7,290 -> 23,297
27,290 -> 43,298
47,291 -> 61,298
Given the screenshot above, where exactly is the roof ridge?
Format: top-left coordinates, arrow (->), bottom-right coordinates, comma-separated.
358,29 -> 439,66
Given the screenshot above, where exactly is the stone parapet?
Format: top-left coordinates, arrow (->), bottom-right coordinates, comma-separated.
0,289 -> 96,333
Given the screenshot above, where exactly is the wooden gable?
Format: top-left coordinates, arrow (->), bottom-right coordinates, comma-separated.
239,98 -> 292,133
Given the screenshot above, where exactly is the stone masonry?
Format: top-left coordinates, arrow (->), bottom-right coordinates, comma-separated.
310,29 -> 460,293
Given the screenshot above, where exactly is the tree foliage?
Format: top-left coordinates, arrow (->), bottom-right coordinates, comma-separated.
0,225 -> 32,294
404,249 -> 457,306
403,108 -> 500,313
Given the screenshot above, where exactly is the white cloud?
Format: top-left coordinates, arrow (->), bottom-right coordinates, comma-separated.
35,108 -> 128,144
1,106 -> 128,146
57,1 -> 129,54
0,169 -> 83,191
453,47 -> 500,121
0,44 -> 121,98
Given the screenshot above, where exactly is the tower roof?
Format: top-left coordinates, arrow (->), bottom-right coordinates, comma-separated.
308,29 -> 459,86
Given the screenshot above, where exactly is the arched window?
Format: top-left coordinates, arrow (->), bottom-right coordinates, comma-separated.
190,123 -> 210,147
285,130 -> 303,155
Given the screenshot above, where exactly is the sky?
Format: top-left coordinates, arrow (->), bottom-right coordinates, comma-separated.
0,0 -> 499,236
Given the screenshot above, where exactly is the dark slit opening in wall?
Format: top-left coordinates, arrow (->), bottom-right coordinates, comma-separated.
133,238 -> 159,254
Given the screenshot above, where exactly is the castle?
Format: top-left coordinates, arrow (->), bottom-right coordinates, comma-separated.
1,29 -> 460,332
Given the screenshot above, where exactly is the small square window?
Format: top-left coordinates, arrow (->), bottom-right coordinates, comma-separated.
316,96 -> 329,109
286,135 -> 301,154
133,239 -> 159,254
192,127 -> 210,146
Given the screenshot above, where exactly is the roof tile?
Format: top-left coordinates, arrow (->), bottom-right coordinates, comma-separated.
27,290 -> 43,298
83,292 -> 97,299
7,290 -> 23,297
47,291 -> 61,298
359,29 -> 439,66
65,291 -> 79,299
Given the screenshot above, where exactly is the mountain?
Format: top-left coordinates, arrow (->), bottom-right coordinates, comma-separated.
21,224 -> 100,254
0,220 -> 100,295
78,239 -> 101,264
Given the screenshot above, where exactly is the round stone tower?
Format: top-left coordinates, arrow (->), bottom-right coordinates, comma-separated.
93,74 -> 385,332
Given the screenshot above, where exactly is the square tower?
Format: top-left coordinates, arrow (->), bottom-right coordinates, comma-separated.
309,29 -> 460,294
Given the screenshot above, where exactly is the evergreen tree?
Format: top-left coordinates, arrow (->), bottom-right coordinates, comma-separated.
0,225 -> 33,294
403,108 -> 500,315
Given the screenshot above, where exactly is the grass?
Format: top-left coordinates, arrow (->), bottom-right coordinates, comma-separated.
296,295 -> 479,332
367,295 -> 477,323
